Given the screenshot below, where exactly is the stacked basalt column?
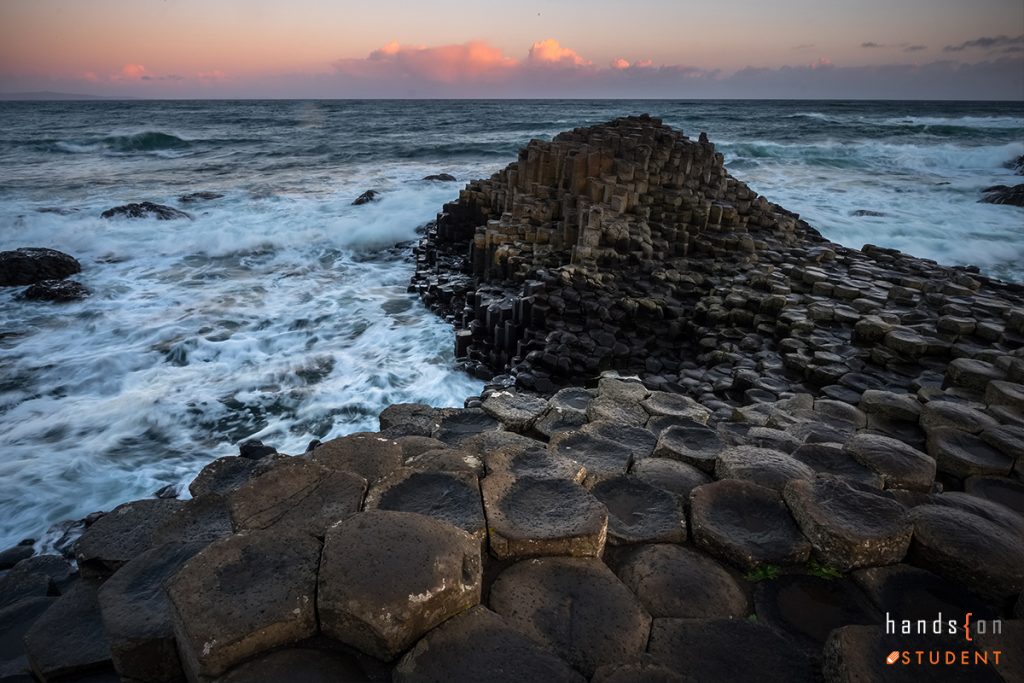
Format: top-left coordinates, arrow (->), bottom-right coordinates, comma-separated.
411,115 -> 820,389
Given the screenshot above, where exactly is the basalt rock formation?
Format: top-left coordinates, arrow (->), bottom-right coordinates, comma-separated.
3,117 -> 1023,683
413,115 -> 1024,416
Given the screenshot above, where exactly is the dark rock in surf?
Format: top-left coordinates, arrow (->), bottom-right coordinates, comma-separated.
850,209 -> 886,217
0,247 -> 81,286
423,173 -> 457,182
101,202 -> 192,220
178,191 -> 223,204
352,190 -> 379,205
980,183 -> 1024,207
19,279 -> 90,302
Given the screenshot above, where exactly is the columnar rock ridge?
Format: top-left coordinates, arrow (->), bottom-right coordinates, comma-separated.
412,115 -> 1024,412
2,117 -> 1024,682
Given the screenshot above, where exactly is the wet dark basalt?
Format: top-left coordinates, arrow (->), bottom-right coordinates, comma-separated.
101,202 -> 192,220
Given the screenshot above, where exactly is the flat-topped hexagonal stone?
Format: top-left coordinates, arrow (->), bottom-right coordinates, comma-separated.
310,432 -> 403,481
908,503 -> 1024,601
823,625 -> 1004,683
690,480 -> 811,570
188,456 -> 259,497
589,477 -> 685,545
432,408 -> 502,445
753,574 -> 880,650
535,387 -> 593,438
152,493 -> 234,546
923,491 -> 1024,536
167,530 -> 321,679
482,473 -> 608,559
379,403 -> 440,437
851,564 -> 1000,621
647,618 -> 816,683
791,443 -> 883,488
548,431 -> 632,484
98,542 -> 206,682
814,398 -> 868,428
582,421 -> 657,461
715,446 -> 815,491
214,648 -> 368,683
986,379 -> 1024,411
844,433 -> 936,492
630,458 -> 711,506
587,395 -> 649,426
598,376 -> 649,402
485,445 -> 585,482
393,435 -> 447,460
641,392 -> 711,424
393,606 -> 585,683
228,459 -> 366,537
859,390 -> 921,422
405,447 -> 484,475
964,475 -> 1024,516
919,401 -> 999,434
365,469 -> 485,544
945,357 -> 1004,393
23,580 -> 111,681
652,425 -> 724,473
74,499 -> 186,575
884,328 -> 929,357
615,544 -> 747,619
489,557 -> 651,678
318,510 -> 482,661
981,424 -> 1024,461
460,430 -> 544,457
481,391 -> 549,432
783,474 -> 912,571
927,427 -> 1014,478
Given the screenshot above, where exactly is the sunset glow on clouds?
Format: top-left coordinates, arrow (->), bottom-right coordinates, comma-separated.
0,0 -> 1021,99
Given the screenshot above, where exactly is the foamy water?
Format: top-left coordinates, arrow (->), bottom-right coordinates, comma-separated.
0,99 -> 1021,550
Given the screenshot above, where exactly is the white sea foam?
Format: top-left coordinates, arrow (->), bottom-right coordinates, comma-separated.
0,167 -> 490,550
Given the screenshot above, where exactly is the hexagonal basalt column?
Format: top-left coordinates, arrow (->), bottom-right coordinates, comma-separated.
317,510 -> 482,661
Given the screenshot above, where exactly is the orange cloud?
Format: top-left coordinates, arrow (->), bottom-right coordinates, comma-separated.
353,39 -> 516,82
528,38 -> 589,67
610,58 -> 656,70
611,58 -> 631,70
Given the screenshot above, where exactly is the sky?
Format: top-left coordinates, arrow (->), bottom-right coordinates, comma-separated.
1,0 -> 1022,99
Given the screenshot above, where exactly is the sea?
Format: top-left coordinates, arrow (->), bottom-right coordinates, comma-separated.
0,99 -> 1022,551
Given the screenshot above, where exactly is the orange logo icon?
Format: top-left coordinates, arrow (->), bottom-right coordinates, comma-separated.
886,651 -> 900,665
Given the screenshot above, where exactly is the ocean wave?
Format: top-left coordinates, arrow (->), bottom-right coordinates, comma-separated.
878,115 -> 1024,130
53,131 -> 192,155
721,139 -> 1024,173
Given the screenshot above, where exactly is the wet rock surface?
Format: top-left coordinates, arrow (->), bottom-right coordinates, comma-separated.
19,278 -> 90,301
0,247 -> 81,286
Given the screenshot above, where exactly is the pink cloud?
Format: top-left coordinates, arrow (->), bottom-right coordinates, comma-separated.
120,63 -> 146,79
610,58 -> 631,70
345,39 -> 516,82
527,38 -> 589,67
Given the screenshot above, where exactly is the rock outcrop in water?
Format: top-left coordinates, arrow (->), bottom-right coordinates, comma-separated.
3,117 -> 1023,682
0,247 -> 81,286
413,115 -> 1024,414
101,202 -> 192,220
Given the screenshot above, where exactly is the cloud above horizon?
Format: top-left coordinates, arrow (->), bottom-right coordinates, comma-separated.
944,34 -> 1024,52
2,36 -> 1021,100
